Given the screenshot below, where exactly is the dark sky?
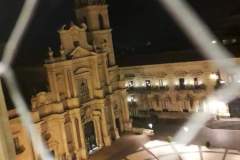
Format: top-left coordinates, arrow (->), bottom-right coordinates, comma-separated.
1,0 -> 240,108
1,0 -> 240,67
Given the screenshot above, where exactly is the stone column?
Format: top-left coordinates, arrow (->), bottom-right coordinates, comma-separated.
69,70 -> 77,97
91,57 -> 101,89
59,118 -> 70,159
93,115 -> 103,147
52,72 -> 60,101
109,96 -> 120,139
69,113 -> 81,159
99,104 -> 111,146
64,69 -> 71,98
121,91 -> 132,130
78,112 -> 87,160
0,81 -> 16,160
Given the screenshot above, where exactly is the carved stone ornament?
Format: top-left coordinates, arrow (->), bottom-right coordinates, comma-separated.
190,70 -> 203,76
74,67 -> 90,75
174,71 -> 188,77
157,72 -> 167,78
81,106 -> 92,123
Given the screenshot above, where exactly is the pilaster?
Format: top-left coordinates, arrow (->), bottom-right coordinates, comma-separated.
109,96 -> 120,139
99,104 -> 111,146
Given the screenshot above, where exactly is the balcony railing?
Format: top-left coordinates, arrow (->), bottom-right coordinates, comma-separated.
127,86 -> 169,93
175,84 -> 207,91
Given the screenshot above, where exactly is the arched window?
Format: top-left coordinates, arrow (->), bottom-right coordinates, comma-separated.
78,79 -> 90,103
98,14 -> 104,29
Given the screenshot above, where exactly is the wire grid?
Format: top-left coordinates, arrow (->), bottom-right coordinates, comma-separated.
1,0 -> 240,159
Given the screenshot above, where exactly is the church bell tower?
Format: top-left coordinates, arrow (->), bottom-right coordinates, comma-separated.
74,0 -> 116,66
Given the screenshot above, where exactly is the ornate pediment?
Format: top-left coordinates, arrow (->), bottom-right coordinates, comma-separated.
74,67 -> 90,75
69,47 -> 96,59
58,23 -> 86,33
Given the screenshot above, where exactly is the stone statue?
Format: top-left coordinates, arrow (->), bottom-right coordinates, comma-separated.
59,45 -> 66,59
80,22 -> 87,30
48,47 -> 54,59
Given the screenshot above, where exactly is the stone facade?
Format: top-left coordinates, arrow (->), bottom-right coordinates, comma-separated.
120,59 -> 240,118
8,1 -> 131,159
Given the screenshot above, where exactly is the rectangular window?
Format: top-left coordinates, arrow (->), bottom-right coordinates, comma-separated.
145,80 -> 151,87
159,80 -> 163,87
128,81 -> 134,87
78,79 -> 90,103
179,78 -> 185,88
194,78 -> 198,86
73,41 -> 80,47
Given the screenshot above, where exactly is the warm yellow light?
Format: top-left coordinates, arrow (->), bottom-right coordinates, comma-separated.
175,80 -> 179,86
163,81 -> 168,86
135,82 -> 139,87
207,99 -> 230,117
209,73 -> 219,80
189,79 -> 194,85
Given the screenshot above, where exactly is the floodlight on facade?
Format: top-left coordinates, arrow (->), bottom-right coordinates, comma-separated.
209,73 -> 219,80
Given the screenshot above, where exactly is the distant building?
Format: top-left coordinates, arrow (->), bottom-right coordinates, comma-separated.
120,54 -> 240,118
8,0 -> 131,159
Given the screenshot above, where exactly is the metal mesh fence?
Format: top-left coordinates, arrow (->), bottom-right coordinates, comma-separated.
1,0 -> 240,159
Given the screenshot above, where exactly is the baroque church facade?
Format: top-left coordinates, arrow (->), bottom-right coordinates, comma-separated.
8,0 -> 131,159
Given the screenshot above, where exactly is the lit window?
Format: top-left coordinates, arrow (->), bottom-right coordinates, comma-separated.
128,95 -> 136,102
145,80 -> 151,87
163,80 -> 168,86
194,78 -> 198,86
128,81 -> 134,87
209,73 -> 219,80
78,79 -> 90,103
179,78 -> 185,88
159,80 -> 163,86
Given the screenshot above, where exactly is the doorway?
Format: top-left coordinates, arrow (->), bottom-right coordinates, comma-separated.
84,121 -> 97,152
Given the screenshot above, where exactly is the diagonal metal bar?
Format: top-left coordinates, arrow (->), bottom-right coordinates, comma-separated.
0,0 -> 53,159
158,0 -> 240,148
2,0 -> 39,66
3,68 -> 53,160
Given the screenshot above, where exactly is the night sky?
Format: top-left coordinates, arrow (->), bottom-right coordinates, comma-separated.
1,0 -> 240,67
1,0 -> 240,107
